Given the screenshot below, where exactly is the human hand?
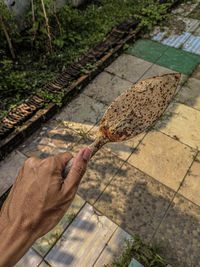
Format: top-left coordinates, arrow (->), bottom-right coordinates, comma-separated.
0,147 -> 91,240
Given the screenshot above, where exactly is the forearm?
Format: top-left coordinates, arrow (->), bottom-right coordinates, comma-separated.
0,221 -> 35,267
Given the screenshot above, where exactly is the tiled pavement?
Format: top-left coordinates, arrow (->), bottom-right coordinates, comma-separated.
0,3 -> 200,267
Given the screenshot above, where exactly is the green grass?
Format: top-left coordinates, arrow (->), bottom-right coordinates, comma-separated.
0,0 -> 176,119
111,235 -> 168,267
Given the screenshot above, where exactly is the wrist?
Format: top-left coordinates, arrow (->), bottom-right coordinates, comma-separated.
0,219 -> 36,267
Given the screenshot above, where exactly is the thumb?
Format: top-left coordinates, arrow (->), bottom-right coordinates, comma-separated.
64,147 -> 91,187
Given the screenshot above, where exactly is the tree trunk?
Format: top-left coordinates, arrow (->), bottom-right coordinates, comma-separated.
40,0 -> 52,53
0,15 -> 15,59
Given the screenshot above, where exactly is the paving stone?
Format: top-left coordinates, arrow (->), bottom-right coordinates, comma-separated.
155,103 -> 200,149
83,71 -> 133,106
151,17 -> 199,46
156,47 -> 200,75
128,131 -> 195,191
15,248 -> 42,266
152,28 -> 191,48
178,153 -> 200,206
192,64 -> 200,80
171,2 -> 199,16
33,195 -> 85,257
19,126 -> 81,158
94,227 -> 131,267
182,34 -> 200,55
45,203 -> 117,267
105,54 -> 153,83
194,26 -> 200,35
38,261 -> 51,266
128,258 -> 144,267
0,150 -> 27,197
175,77 -> 200,111
76,144 -> 124,204
95,162 -> 175,242
126,39 -> 168,63
152,194 -> 200,266
55,94 -> 107,133
104,133 -> 146,162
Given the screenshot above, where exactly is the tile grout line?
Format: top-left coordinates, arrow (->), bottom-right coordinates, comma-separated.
150,149 -> 199,243
93,131 -> 148,206
91,226 -> 119,267
105,69 -> 138,84
40,200 -> 88,261
155,128 -> 200,152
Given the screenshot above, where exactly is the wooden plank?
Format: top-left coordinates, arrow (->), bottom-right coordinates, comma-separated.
15,248 -> 42,267
45,203 -> 117,267
94,227 -> 131,267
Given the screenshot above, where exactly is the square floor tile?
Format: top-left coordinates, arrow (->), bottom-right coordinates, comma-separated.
175,77 -> 200,111
182,34 -> 200,55
0,150 -> 27,196
126,40 -> 168,63
94,227 -> 131,267
33,195 -> 85,257
104,133 -> 146,162
128,131 -> 195,191
45,204 -> 117,267
157,47 -> 200,75
178,152 -> 200,206
172,2 -> 199,16
105,54 -> 153,83
152,194 -> 200,266
77,146 -> 124,204
95,162 -> 175,242
192,64 -> 200,80
83,71 -> 133,106
15,249 -> 42,266
19,126 -> 81,158
155,103 -> 200,149
38,261 -> 51,266
55,94 -> 107,133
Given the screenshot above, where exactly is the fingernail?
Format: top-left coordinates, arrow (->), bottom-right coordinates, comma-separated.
82,148 -> 91,161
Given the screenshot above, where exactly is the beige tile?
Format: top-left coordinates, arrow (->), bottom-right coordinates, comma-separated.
155,102 -> 200,149
19,126 -> 81,158
0,150 -> 27,196
179,153 -> 200,206
15,249 -> 42,266
33,195 -> 85,257
105,54 -> 153,83
153,194 -> 200,266
192,64 -> 200,80
175,77 -> 200,111
83,71 -> 133,106
55,94 -> 107,132
45,204 -> 117,267
128,131 -> 195,191
104,133 -> 146,161
38,261 -> 51,267
77,145 -> 124,204
95,162 -> 175,242
94,227 -> 131,267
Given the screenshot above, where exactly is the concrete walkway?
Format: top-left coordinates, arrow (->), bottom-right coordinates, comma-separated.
0,2 -> 200,266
